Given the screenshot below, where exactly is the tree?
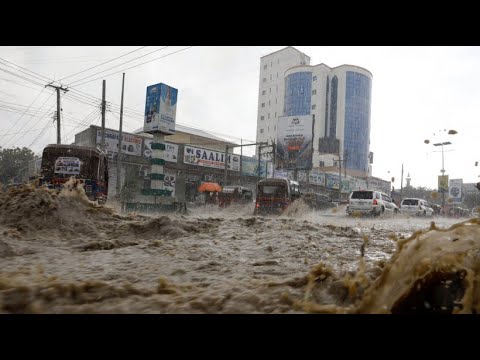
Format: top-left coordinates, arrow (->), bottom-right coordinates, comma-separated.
0,147 -> 36,185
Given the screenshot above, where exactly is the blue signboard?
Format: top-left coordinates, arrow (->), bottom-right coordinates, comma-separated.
144,83 -> 178,134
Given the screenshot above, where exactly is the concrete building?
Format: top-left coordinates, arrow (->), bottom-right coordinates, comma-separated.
256,47 -> 373,178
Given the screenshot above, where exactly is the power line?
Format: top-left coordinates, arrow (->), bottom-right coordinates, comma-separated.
67,46 -> 169,86
2,92 -> 55,147
73,46 -> 193,87
57,46 -> 148,82
0,66 -> 45,87
0,58 -> 51,83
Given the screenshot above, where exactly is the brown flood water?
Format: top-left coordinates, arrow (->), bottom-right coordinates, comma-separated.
1,183 -> 479,313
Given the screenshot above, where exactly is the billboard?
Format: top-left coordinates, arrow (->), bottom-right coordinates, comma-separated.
326,173 -> 340,190
144,83 -> 178,134
438,175 -> 449,193
184,145 -> 240,171
276,115 -> 313,170
448,178 -> 463,204
309,171 -> 325,186
143,139 -> 178,163
241,156 -> 267,177
96,129 -> 143,158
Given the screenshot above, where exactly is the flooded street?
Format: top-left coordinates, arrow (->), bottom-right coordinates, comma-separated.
1,185 -> 478,314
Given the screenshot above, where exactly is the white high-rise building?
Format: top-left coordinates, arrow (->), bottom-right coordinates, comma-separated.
256,47 -> 310,148
256,47 -> 373,177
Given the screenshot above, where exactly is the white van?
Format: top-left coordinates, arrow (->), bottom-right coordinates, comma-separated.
400,198 -> 434,217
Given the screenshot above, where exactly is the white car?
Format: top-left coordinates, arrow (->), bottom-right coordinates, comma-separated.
400,198 -> 434,217
346,190 -> 389,216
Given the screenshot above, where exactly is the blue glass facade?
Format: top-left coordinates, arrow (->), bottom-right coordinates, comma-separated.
329,76 -> 338,138
284,72 -> 312,116
344,71 -> 371,173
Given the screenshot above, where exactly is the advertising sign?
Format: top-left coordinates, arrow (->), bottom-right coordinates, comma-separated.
96,129 -> 142,158
184,145 -> 240,171
163,170 -> 176,197
308,171 -> 325,186
54,157 -> 81,175
276,115 -> 313,170
144,83 -> 178,134
448,178 -> 463,204
143,139 -> 178,163
273,170 -> 289,179
241,156 -> 267,177
438,175 -> 449,193
326,173 -> 340,190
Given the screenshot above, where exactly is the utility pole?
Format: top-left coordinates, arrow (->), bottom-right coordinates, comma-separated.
224,145 -> 229,185
45,83 -> 68,144
101,80 -> 106,150
240,139 -> 243,180
116,73 -> 125,196
272,139 -> 276,175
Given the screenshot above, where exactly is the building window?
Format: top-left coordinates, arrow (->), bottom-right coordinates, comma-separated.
277,59 -> 279,64
270,74 -> 272,80
319,161 -> 325,167
313,76 -> 317,81
312,90 -> 316,95
275,98 -> 277,104
260,129 -> 264,134
312,104 -> 316,110
263,78 -> 266,83
261,103 -> 265,108
274,125 -> 276,131
262,90 -> 266,95
270,88 -> 271,94
275,112 -> 276,118
261,116 -> 264,120
264,64 -> 267,70
268,100 -> 271,106
268,126 -> 270,132
277,73 -> 278,78
268,113 -> 270,119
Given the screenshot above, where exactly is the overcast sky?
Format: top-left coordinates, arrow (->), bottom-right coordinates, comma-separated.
0,46 -> 479,189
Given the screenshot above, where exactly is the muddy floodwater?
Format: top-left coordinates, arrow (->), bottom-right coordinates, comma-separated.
1,183 -> 479,313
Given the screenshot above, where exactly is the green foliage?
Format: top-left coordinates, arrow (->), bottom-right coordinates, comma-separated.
0,147 -> 36,185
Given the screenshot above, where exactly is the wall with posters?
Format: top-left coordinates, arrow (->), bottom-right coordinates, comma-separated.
183,145 -> 240,171
143,139 -> 178,162
163,170 -> 176,197
95,129 -> 143,158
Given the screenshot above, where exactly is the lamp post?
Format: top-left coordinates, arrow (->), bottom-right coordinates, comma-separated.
433,141 -> 452,211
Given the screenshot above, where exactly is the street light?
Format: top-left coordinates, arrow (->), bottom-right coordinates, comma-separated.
432,141 -> 452,211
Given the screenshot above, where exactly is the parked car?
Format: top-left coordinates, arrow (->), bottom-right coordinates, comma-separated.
346,190 -> 389,216
302,193 -> 337,210
399,198 -> 434,217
